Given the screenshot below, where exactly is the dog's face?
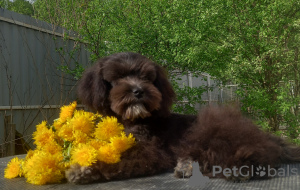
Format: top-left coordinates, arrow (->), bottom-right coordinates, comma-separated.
78,52 -> 175,121
103,55 -> 163,120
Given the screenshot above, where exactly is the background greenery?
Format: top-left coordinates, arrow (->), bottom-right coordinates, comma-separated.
2,0 -> 300,143
0,0 -> 33,16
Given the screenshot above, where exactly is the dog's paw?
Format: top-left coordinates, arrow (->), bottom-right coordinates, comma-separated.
174,158 -> 193,178
65,164 -> 102,184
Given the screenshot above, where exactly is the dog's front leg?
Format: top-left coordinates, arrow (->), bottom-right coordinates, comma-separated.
66,140 -> 174,184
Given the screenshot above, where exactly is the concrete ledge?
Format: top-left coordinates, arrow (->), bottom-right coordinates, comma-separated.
1,155 -> 300,190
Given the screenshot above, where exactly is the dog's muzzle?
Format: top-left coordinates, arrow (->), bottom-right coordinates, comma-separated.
124,104 -> 151,120
109,78 -> 162,120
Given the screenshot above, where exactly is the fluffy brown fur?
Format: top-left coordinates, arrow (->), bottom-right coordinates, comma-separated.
66,52 -> 300,184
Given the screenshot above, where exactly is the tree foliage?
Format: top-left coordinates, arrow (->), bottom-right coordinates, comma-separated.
223,1 -> 300,134
32,0 -> 300,140
0,0 -> 34,16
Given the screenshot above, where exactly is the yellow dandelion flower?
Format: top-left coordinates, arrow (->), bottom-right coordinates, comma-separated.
74,110 -> 96,120
73,131 -> 90,145
25,149 -> 35,160
42,141 -> 62,155
59,101 -> 77,123
57,124 -> 74,142
33,121 -> 55,148
97,144 -> 121,164
53,119 -> 64,132
35,121 -> 48,131
63,161 -> 71,169
71,144 -> 97,166
94,116 -> 124,141
5,100 -> 138,185
4,157 -> 23,179
88,139 -> 107,150
55,135 -> 65,147
23,151 -> 64,185
94,112 -> 103,118
69,110 -> 95,135
110,132 -> 135,153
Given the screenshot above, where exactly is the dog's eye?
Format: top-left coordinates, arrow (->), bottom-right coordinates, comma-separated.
140,73 -> 156,82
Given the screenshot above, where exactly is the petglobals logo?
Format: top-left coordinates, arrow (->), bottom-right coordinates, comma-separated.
212,165 -> 298,178
187,162 -> 210,188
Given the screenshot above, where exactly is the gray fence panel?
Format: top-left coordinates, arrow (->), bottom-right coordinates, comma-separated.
0,9 -> 91,156
176,72 -> 239,110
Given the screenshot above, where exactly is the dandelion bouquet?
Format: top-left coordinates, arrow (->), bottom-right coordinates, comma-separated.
4,102 -> 135,185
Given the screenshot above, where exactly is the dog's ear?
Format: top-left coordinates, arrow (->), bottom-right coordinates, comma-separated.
154,65 -> 176,116
77,60 -> 112,114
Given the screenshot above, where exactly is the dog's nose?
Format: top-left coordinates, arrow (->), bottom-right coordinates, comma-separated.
132,88 -> 144,98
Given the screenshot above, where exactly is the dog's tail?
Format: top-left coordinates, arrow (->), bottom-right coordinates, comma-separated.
273,135 -> 300,163
280,142 -> 300,163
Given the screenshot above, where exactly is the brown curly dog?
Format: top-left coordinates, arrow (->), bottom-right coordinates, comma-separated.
66,52 -> 300,184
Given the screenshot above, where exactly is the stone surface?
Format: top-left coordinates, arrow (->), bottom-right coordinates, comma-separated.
1,155 -> 300,190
